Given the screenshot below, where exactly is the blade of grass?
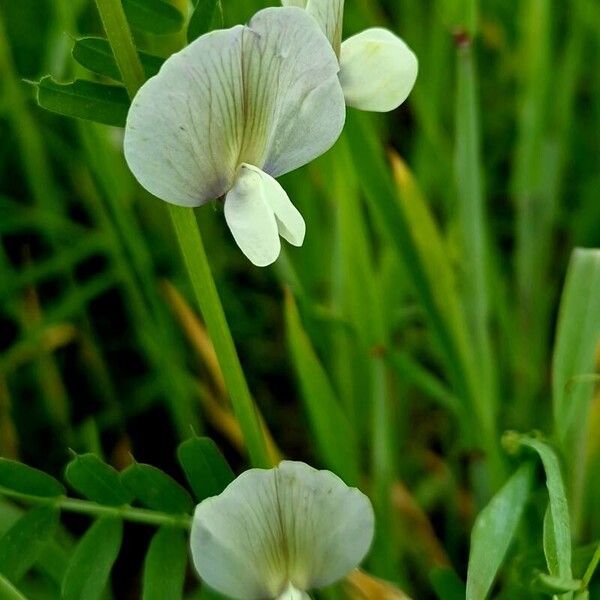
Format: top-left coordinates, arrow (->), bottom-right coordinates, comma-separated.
466,462 -> 534,600
512,0 -> 553,411
515,434 -> 573,587
552,249 -> 600,532
454,36 -> 497,432
284,291 -> 360,485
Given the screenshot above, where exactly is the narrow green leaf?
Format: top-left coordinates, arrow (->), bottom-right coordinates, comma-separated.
0,459 -> 65,498
455,40 -> 496,423
553,249 -> 600,433
344,113 -> 493,451
142,527 -> 187,600
65,454 -> 133,506
518,436 -> 573,581
72,37 -> 164,82
552,249 -> 600,523
121,462 -> 193,514
429,567 -> 466,600
284,291 -> 360,485
35,76 -> 129,127
0,574 -> 28,600
0,506 -> 59,583
188,0 -> 223,42
177,436 -> 234,501
123,0 -> 185,35
544,505 -> 560,576
466,463 -> 534,600
62,517 -> 122,600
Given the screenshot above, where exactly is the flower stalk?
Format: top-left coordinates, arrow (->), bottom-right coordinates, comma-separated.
93,0 -> 272,468
0,486 -> 192,529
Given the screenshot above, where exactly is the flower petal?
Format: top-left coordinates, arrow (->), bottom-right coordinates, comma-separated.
307,0 -> 345,56
274,462 -> 374,590
339,28 -> 418,113
190,461 -> 374,600
277,584 -> 311,600
241,164 -> 305,247
254,8 -> 346,178
124,26 -> 245,207
124,7 -> 345,207
224,165 -> 281,267
282,0 -> 344,56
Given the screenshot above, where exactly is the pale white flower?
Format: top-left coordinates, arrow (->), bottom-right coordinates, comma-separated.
124,8 -> 346,267
282,0 -> 418,112
190,461 -> 375,600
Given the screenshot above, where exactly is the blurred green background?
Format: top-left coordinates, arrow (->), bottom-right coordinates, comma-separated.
1,0 -> 599,598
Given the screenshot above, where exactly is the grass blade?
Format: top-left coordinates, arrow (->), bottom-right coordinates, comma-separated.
466,463 -> 534,599
517,435 -> 573,583
284,291 -> 360,485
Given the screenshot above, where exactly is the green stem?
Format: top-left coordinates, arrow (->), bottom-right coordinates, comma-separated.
94,0 -> 145,96
0,574 -> 29,600
93,0 -> 271,467
168,206 -> 271,468
0,487 -> 191,529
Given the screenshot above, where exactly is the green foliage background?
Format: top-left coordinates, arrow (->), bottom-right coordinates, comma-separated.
0,0 -> 599,598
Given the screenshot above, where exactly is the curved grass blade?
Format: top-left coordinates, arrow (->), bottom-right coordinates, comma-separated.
518,436 -> 573,585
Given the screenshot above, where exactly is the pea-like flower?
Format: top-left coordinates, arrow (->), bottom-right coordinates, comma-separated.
190,461 -> 375,600
282,0 -> 418,112
124,8 -> 346,267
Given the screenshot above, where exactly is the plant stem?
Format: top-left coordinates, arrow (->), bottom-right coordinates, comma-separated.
94,0 -> 145,96
0,487 -> 191,529
93,0 -> 271,467
168,206 -> 271,468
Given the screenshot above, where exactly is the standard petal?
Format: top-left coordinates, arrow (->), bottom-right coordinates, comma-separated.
190,462 -> 374,599
124,8 -> 345,207
224,165 -> 281,267
247,8 -> 346,178
274,462 -> 375,590
241,165 -> 305,247
124,26 -> 245,207
191,467 -> 287,599
339,28 -> 418,113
